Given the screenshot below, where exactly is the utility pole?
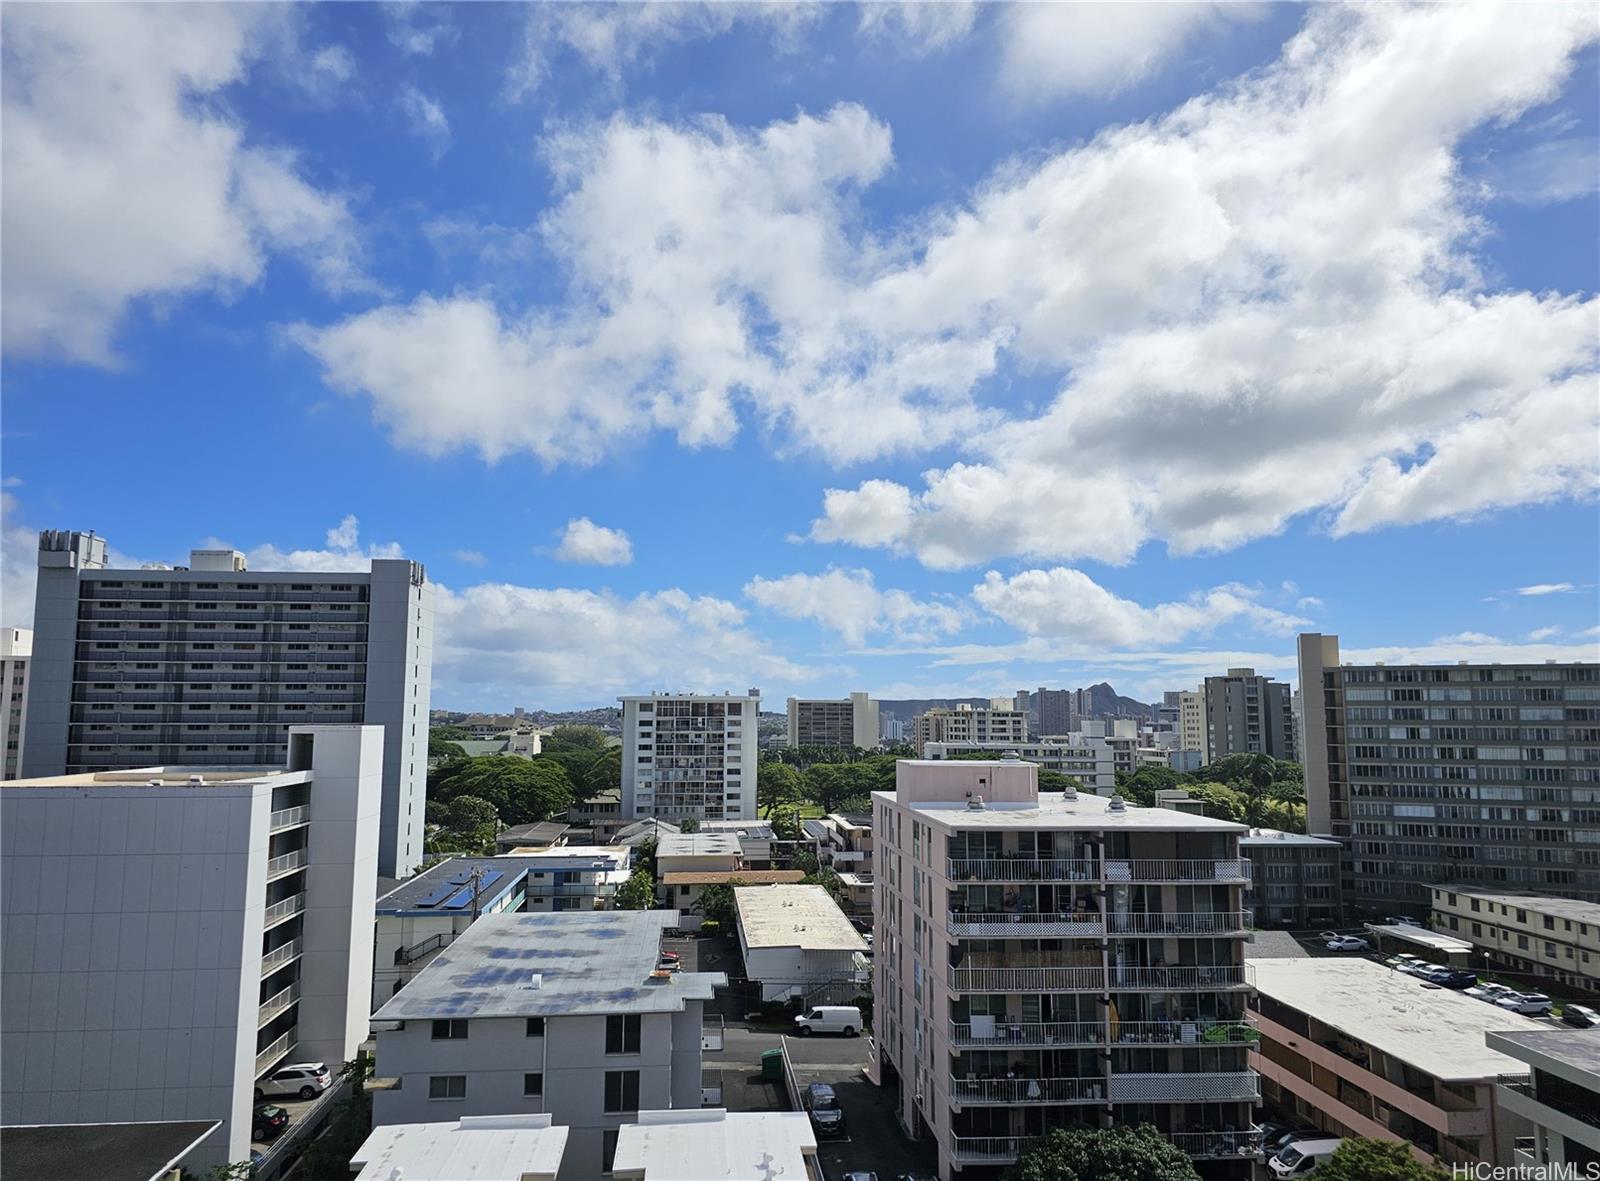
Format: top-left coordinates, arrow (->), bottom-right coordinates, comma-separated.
470,864 -> 483,921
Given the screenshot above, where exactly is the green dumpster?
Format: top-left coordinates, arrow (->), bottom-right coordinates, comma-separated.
760,1048 -> 784,1082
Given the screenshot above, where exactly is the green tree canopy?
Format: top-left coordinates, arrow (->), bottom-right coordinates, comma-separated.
615,868 -> 657,910
544,725 -> 609,753
633,837 -> 658,879
431,756 -> 573,826
695,882 -> 740,927
758,762 -> 805,818
678,816 -> 700,834
1316,1138 -> 1449,1181
443,795 -> 499,833
1006,1125 -> 1201,1181
428,733 -> 469,762
581,745 -> 622,799
431,725 -> 472,740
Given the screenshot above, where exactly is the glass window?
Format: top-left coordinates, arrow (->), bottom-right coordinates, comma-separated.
604,1070 -> 640,1113
523,1073 -> 543,1096
606,1014 -> 641,1054
427,1075 -> 466,1099
525,1017 -> 545,1037
431,1019 -> 468,1040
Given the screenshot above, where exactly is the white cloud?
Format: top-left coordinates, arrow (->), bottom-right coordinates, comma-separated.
1,493 -> 38,629
555,518 -> 633,567
0,4 -> 366,365
997,2 -> 1260,100
385,2 -> 456,56
743,568 -> 967,647
216,515 -> 404,573
1296,596 -> 1323,610
859,2 -> 977,56
1481,135 -> 1600,206
972,567 -> 1310,647
452,549 -> 487,567
398,86 -> 451,162
1527,626 -> 1561,641
1433,631 -> 1504,646
1344,639 -> 1600,666
1517,582 -> 1577,596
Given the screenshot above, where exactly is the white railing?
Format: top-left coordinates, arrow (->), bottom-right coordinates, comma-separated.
1107,1071 -> 1260,1102
270,806 -> 310,832
260,939 -> 302,977
948,1136 -> 1021,1164
1108,911 -> 1250,935
946,858 -> 1099,882
950,1020 -> 1104,1047
948,965 -> 1104,992
1167,1130 -> 1264,1158
266,849 -> 307,880
948,912 -> 1105,936
1111,1019 -> 1258,1045
255,1028 -> 295,1076
263,894 -> 306,927
951,1075 -> 1105,1104
1104,859 -> 1250,882
1110,965 -> 1252,990
258,982 -> 300,1027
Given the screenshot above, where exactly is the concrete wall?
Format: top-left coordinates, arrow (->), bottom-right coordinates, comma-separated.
364,561 -> 432,878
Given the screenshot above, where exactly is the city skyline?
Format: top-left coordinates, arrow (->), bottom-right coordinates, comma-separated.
3,4 -> 1598,711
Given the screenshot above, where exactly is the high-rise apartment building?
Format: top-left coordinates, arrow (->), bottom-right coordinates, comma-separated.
1298,632 -> 1600,914
1033,687 -> 1074,737
786,692 -> 878,750
22,531 -> 433,876
1178,690 -> 1207,760
874,756 -> 1259,1179
1,627 -> 31,779
619,691 -> 759,821
1201,668 -> 1295,762
911,703 -> 1027,754
1,725 -> 381,1167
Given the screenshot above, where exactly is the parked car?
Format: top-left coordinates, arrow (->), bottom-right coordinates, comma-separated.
795,1005 -> 863,1037
1318,931 -> 1343,942
806,1082 -> 838,1110
843,1174 -> 879,1181
1269,1137 -> 1343,1176
1466,982 -> 1516,1002
252,1104 -> 289,1141
1495,992 -> 1553,1016
807,1098 -> 846,1139
1383,915 -> 1422,927
1394,956 -> 1433,976
1562,1004 -> 1600,1028
255,1062 -> 331,1101
1265,1126 -> 1322,1154
1422,968 -> 1477,989
1324,936 -> 1368,952
658,949 -> 681,962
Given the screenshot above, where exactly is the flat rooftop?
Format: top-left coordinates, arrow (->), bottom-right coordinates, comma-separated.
372,911 -> 724,1020
662,870 -> 805,887
697,819 -> 777,839
1251,957 -> 1549,1080
351,1115 -> 568,1181
513,845 -> 630,869
875,785 -> 1246,833
2,767 -> 294,789
658,832 -> 743,857
375,857 -> 541,916
1244,930 -> 1310,960
0,1120 -> 221,1181
495,821 -> 569,844
1434,885 -> 1600,925
612,1109 -> 816,1180
735,884 -> 867,953
1485,1029 -> 1600,1079
1363,924 -> 1475,952
1242,827 -> 1339,847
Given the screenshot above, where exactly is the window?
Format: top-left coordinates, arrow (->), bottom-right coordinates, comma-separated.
602,1129 -> 620,1174
603,1070 -> 639,1113
431,1019 -> 468,1040
605,1014 -> 641,1054
427,1075 -> 466,1100
525,1017 -> 545,1037
523,1072 -> 543,1096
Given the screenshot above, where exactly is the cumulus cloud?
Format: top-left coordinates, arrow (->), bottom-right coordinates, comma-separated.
1,4 -> 366,365
1517,582 -> 1577,596
859,2 -> 977,56
1,493 -> 39,628
452,549 -> 487,567
385,1 -> 456,56
743,568 -> 967,647
398,86 -> 451,161
972,568 -> 1310,647
555,518 -> 633,567
208,515 -> 405,573
1527,625 -> 1561,641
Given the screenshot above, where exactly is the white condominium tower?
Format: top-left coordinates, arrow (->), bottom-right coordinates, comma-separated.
23,530 -> 433,876
619,690 -> 760,821
1,628 -> 31,779
875,756 -> 1258,1180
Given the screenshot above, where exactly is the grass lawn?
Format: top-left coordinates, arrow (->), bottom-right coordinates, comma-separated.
797,802 -> 826,818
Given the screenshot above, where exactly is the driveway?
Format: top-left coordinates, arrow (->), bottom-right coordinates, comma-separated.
792,1057 -> 936,1180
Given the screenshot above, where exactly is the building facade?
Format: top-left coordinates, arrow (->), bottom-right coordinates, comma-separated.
1429,887 -> 1600,991
1033,688 -> 1074,738
735,883 -> 869,1003
1,725 -> 382,1166
1,627 -> 30,779
1179,691 -> 1208,761
911,704 -> 1028,754
23,531 -> 433,876
1200,668 -> 1296,762
874,757 -> 1259,1180
1240,828 -> 1342,929
786,693 -> 879,750
619,692 -> 759,821
921,737 -> 1116,795
1485,1029 -> 1600,1172
1298,633 -> 1600,914
371,911 -> 723,1180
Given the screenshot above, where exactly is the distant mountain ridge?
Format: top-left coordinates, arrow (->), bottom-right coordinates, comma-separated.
880,684 -> 1157,722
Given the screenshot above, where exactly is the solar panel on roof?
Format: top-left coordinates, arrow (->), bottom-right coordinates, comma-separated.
412,883 -> 459,908
440,870 -> 504,908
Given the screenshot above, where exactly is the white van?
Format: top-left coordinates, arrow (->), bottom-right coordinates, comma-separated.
1269,1138 -> 1343,1176
794,1005 -> 864,1037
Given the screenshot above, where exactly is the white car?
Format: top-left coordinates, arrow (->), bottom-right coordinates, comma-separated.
1466,982 -> 1516,1001
255,1061 -> 332,1101
1324,936 -> 1368,952
1383,915 -> 1422,927
1495,992 -> 1552,1016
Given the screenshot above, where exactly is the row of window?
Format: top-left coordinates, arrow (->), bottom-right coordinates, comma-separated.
431,1015 -> 641,1053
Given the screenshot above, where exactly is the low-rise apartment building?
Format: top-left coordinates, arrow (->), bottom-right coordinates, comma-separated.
1241,828 -> 1342,929
371,910 -> 724,1180
875,756 -> 1260,1180
656,831 -> 743,875
1485,1029 -> 1600,1171
920,737 -> 1115,794
660,869 -> 805,927
912,705 -> 1027,753
1430,886 -> 1600,991
1250,957 -> 1542,1169
351,1114 -> 569,1181
613,1109 -> 821,1180
735,884 -> 869,1004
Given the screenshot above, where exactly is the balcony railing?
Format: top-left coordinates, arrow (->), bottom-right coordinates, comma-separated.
1111,965 -> 1252,990
260,939 -> 302,977
1113,1019 -> 1257,1045
1105,859 -> 1250,883
263,893 -> 305,928
949,965 -> 1104,992
266,849 -> 307,881
258,982 -> 300,1028
950,1020 -> 1104,1048
948,1136 -> 1021,1165
1108,911 -> 1250,935
270,806 -> 310,832
1167,1130 -> 1264,1159
255,1028 -> 295,1077
948,911 -> 1105,937
1499,1075 -> 1600,1130
951,1075 -> 1106,1105
398,932 -> 449,965
1108,1072 -> 1260,1102
947,858 -> 1099,882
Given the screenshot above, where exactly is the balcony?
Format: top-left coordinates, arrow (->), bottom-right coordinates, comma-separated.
947,857 -> 1099,882
1498,1074 -> 1600,1132
1113,1019 -> 1257,1045
255,1028 -> 295,1077
948,911 -> 1105,938
266,849 -> 307,881
269,806 -> 310,832
1167,1130 -> 1263,1159
1110,965 -> 1252,990
260,939 -> 302,977
950,1020 -> 1104,1048
948,1136 -> 1021,1165
263,893 -> 305,929
951,1075 -> 1105,1105
1108,1072 -> 1260,1102
949,965 -> 1104,992
1108,911 -> 1250,936
258,982 -> 300,1028
1105,859 -> 1250,883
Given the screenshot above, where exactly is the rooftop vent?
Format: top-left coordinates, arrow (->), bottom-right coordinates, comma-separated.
1107,795 -> 1127,813
188,775 -> 205,786
966,795 -> 986,811
1000,750 -> 1021,762
521,973 -> 542,990
1061,783 -> 1078,800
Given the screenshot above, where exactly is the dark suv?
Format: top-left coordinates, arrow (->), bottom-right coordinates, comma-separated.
252,1104 -> 289,1141
807,1082 -> 846,1139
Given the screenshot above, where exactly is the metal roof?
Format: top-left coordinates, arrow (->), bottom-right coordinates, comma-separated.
375,856 -> 539,916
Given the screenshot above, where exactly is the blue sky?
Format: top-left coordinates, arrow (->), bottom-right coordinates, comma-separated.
2,2 -> 1597,710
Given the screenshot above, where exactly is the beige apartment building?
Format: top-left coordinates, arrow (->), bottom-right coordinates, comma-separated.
1250,958 -> 1542,1170
911,705 -> 1027,754
1430,886 -> 1600,991
874,757 -> 1260,1179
